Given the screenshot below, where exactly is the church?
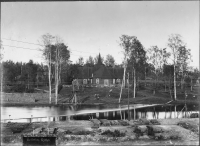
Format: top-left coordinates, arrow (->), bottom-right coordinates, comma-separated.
75,53 -> 126,87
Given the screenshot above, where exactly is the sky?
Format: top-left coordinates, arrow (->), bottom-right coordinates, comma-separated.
1,1 -> 199,69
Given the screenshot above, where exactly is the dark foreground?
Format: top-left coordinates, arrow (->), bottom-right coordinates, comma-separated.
1,118 -> 199,145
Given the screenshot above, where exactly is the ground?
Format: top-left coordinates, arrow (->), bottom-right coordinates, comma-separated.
1,84 -> 199,145
2,85 -> 200,106
1,118 -> 199,145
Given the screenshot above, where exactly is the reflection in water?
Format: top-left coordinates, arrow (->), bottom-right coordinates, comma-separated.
1,103 -> 199,123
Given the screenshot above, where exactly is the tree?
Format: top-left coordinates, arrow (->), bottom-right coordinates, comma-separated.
104,54 -> 115,67
119,35 -> 146,103
161,48 -> 171,92
167,34 -> 185,100
147,46 -> 164,93
40,33 -> 55,104
0,40 -> 3,93
177,46 -> 192,90
54,36 -> 70,104
26,60 -> 38,90
85,56 -> 95,67
76,57 -> 84,66
163,64 -> 174,99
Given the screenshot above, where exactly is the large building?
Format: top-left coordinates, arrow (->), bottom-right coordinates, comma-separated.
75,53 -> 126,87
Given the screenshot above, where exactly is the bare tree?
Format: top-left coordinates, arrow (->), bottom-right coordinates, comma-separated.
40,33 -> 55,104
118,35 -> 146,102
167,34 -> 185,100
54,36 -> 70,104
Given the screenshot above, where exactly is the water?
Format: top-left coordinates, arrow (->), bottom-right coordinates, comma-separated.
1,103 -> 199,123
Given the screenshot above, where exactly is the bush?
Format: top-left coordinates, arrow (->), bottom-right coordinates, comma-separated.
101,130 -> 125,137
118,120 -> 129,126
65,130 -> 72,134
177,121 -> 198,132
74,130 -> 93,135
99,119 -> 111,126
150,119 -> 161,125
139,118 -> 151,125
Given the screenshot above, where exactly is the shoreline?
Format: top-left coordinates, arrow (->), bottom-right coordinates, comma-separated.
1,99 -> 198,107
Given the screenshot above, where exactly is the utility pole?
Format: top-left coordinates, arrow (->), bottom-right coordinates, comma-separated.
128,72 -> 130,121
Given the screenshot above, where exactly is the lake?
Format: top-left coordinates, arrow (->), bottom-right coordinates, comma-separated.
1,103 -> 199,123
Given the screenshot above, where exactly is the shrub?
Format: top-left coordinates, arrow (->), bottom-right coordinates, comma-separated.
150,119 -> 161,125
118,120 -> 129,126
65,130 -> 72,134
74,130 -> 93,135
101,130 -> 125,137
177,121 -> 198,132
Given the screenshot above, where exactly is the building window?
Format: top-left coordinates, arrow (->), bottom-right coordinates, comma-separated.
83,79 -> 87,84
104,79 -> 109,86
113,79 -> 115,84
96,78 -> 99,84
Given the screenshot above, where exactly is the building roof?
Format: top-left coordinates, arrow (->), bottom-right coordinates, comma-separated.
75,53 -> 125,80
93,66 -> 112,79
76,67 -> 93,79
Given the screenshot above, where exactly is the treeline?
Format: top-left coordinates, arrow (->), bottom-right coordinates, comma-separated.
1,33 -> 200,95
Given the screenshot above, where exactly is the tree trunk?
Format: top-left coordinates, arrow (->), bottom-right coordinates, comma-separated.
28,73 -> 29,90
191,78 -> 193,91
164,77 -> 167,92
144,67 -> 146,86
173,64 -> 177,100
48,53 -> 52,104
169,75 -> 172,100
55,48 -> 59,105
119,65 -> 126,103
133,68 -> 136,98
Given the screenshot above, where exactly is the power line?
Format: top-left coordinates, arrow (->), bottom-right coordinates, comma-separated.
2,44 -> 41,51
2,38 -> 44,46
2,44 -> 91,58
2,38 -> 100,55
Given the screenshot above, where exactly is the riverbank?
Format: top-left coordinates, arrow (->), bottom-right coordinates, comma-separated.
1,85 -> 199,106
1,118 -> 199,145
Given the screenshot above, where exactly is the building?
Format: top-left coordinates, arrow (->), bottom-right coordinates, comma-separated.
75,53 -> 127,87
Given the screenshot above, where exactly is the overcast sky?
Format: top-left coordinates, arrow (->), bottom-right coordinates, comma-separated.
1,1 -> 199,69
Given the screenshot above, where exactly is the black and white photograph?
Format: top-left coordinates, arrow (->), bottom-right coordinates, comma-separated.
1,1 -> 199,145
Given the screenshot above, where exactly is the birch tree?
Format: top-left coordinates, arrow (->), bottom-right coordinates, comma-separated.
40,33 -> 55,104
54,36 -> 70,104
119,35 -> 146,102
167,34 -> 185,100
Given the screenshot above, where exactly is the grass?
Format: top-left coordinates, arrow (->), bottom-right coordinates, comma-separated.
2,84 -> 199,106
